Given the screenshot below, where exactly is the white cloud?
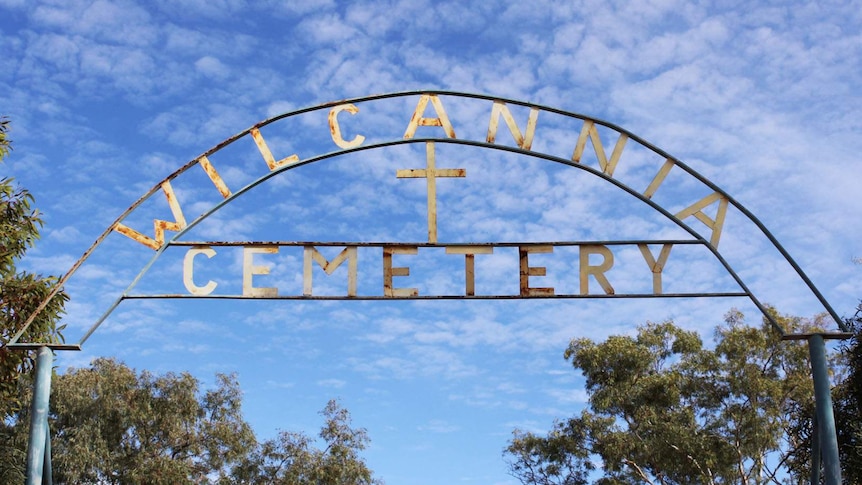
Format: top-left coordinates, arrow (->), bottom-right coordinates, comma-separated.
317,378 -> 346,388
268,0 -> 336,16
194,56 -> 229,79
417,419 -> 460,433
32,0 -> 156,47
154,0 -> 247,19
45,223 -> 86,243
265,100 -> 297,119
3,3 -> 861,483
545,387 -> 589,405
298,12 -> 361,46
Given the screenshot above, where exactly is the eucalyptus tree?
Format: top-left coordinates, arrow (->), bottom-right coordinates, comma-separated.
8,358 -> 256,484
834,304 -> 862,483
505,310 -> 823,484
6,357 -> 383,484
0,117 -> 68,482
786,302 -> 862,483
0,116 -> 68,417
229,399 -> 384,484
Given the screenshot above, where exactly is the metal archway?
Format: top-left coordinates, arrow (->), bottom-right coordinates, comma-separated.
9,91 -> 848,484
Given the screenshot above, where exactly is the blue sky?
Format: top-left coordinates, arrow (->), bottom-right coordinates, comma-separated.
2,1 -> 861,483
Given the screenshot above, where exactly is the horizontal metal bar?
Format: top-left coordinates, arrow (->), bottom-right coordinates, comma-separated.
167,240 -> 707,248
4,344 -> 82,351
782,333 -> 854,341
122,292 -> 749,300
17,90 -> 846,350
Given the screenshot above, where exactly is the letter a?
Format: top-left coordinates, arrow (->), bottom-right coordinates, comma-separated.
675,192 -> 729,247
404,94 -> 457,139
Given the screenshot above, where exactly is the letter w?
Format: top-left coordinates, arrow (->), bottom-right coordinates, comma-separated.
114,181 -> 187,250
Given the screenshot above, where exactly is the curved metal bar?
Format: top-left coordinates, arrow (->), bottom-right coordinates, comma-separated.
78,137 -> 782,343
13,91 -> 843,346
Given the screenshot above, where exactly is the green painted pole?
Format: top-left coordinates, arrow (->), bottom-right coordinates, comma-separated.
42,425 -> 52,485
25,346 -> 53,485
810,414 -> 820,485
808,334 -> 841,485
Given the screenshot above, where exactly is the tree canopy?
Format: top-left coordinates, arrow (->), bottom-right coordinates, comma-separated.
505,309 -> 829,485
0,116 -> 68,415
1,118 -> 382,483
786,302 -> 862,483
4,358 -> 383,484
835,304 -> 862,482
230,399 -> 383,484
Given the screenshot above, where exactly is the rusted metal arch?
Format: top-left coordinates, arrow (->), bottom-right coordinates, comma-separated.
8,90 -> 849,350
81,137 -> 776,342
9,91 -> 848,485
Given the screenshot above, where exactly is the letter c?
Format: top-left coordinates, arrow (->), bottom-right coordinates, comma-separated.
183,246 -> 218,295
329,103 -> 366,149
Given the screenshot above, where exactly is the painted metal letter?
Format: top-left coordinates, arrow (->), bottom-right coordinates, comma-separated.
383,246 -> 418,297
446,246 -> 494,296
303,246 -> 358,296
486,101 -> 538,150
638,244 -> 673,295
242,245 -> 278,297
404,94 -> 457,139
250,127 -> 299,170
519,245 -> 554,296
572,120 -> 628,177
114,180 -> 188,250
675,192 -> 729,247
183,245 -> 218,296
579,245 -> 615,295
329,104 -> 366,149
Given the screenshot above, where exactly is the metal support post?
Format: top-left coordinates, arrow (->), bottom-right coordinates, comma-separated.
43,425 -> 52,485
25,346 -> 53,485
810,414 -> 820,485
808,334 -> 840,485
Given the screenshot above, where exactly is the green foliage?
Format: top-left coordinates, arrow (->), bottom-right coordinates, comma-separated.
4,358 -> 382,484
835,304 -> 862,483
787,302 -> 862,482
505,310 -> 823,485
0,116 -> 10,159
230,399 -> 383,484
506,418 -> 595,485
14,358 -> 255,484
0,117 -> 68,418
0,118 -> 382,483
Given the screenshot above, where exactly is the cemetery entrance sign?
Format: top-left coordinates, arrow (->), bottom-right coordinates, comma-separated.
9,91 -> 849,485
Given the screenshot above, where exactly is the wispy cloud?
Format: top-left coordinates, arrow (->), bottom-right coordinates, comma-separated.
2,2 -> 860,484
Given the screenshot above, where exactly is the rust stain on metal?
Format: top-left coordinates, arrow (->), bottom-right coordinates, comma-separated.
114,223 -> 159,250
328,104 -> 365,149
11,91 -> 847,349
198,156 -> 231,198
403,94 -> 456,139
250,127 -> 299,170
487,101 -> 539,150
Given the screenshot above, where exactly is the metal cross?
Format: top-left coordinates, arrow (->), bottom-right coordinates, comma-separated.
396,142 -> 466,243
